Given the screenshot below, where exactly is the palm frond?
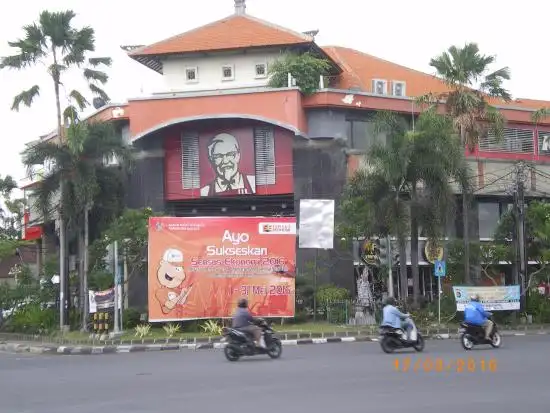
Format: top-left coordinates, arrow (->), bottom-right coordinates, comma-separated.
532,108 -> 550,125
47,63 -> 67,81
21,140 -> 72,169
39,10 -> 77,47
63,26 -> 95,67
88,57 -> 112,67
83,68 -> 108,84
11,85 -> 40,111
1,23 -> 46,69
63,105 -> 80,125
68,89 -> 89,110
89,83 -> 110,102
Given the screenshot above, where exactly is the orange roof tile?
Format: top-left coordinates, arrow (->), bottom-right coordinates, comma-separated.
130,14 -> 313,57
322,46 -> 550,111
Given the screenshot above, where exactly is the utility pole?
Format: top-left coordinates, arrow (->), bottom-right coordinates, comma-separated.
511,162 -> 528,310
386,235 -> 394,297
515,162 -> 528,311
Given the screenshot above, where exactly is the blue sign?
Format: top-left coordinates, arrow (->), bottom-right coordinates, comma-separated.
434,260 -> 446,277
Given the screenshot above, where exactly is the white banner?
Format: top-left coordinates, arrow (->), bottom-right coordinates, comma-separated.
298,199 -> 335,249
452,286 -> 520,311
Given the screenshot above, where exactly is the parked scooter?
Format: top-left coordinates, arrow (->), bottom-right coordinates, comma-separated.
379,316 -> 425,353
460,314 -> 502,350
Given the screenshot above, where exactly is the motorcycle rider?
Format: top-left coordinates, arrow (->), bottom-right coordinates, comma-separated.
464,294 -> 493,340
232,298 -> 265,348
381,296 -> 413,341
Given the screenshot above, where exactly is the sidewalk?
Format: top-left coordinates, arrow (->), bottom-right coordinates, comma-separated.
1,326 -> 548,356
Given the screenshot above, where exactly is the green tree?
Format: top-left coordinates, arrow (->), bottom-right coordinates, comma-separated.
0,10 -> 112,126
494,201 -> 550,291
268,52 -> 331,95
1,10 -> 112,329
341,111 -> 469,305
89,208 -> 155,303
421,43 -> 512,284
22,121 -> 132,330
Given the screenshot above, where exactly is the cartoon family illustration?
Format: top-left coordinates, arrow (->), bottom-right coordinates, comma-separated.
154,248 -> 193,314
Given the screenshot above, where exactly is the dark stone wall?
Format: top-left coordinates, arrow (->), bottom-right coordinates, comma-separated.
126,132 -> 165,213
293,138 -> 355,292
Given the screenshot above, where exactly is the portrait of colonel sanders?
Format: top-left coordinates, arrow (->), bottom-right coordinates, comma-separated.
200,132 -> 256,196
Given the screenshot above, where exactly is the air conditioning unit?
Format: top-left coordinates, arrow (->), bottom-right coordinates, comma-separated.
391,81 -> 406,97
372,79 -> 387,95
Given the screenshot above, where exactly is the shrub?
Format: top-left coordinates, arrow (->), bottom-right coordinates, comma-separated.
123,308 -> 141,329
316,284 -> 350,303
9,303 -> 56,334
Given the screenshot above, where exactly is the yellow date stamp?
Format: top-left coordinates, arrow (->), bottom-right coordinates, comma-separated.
394,357 -> 497,373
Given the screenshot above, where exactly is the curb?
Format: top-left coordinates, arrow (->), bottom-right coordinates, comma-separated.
1,330 -> 547,356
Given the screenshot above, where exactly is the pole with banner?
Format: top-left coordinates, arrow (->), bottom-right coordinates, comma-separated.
298,199 -> 335,322
434,259 -> 446,324
113,241 -> 120,334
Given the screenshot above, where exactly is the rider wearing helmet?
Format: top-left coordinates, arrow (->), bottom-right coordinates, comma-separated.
464,294 -> 493,340
380,296 -> 413,340
232,298 -> 265,348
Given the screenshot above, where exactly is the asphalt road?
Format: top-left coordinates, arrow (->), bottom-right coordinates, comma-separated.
1,335 -> 549,413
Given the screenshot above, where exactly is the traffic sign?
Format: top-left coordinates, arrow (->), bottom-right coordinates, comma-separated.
434,260 -> 446,277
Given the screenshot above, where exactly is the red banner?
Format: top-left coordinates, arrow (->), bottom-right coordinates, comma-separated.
148,216 -> 296,322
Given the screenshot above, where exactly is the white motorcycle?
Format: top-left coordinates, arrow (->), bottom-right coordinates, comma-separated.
379,316 -> 425,353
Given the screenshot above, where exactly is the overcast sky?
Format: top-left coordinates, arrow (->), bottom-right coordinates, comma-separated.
1,0 -> 548,184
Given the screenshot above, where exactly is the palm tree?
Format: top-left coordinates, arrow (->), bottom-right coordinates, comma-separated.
1,10 -> 112,328
344,111 -> 469,305
421,43 -> 512,285
22,121 -> 132,330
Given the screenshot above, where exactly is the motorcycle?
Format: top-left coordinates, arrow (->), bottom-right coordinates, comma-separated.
379,316 -> 425,353
460,314 -> 502,350
222,318 -> 283,362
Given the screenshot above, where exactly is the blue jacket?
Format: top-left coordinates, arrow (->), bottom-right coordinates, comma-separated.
464,301 -> 489,325
381,305 -> 408,329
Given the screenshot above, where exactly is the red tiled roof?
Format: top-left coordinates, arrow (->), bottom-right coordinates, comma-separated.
129,14 -> 313,57
323,46 -> 550,111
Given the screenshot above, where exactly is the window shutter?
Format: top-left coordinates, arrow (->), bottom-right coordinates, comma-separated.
254,127 -> 276,185
181,133 -> 200,189
479,128 -> 534,154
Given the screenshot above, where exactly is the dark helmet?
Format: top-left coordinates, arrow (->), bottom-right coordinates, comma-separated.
385,296 -> 396,306
238,298 -> 248,308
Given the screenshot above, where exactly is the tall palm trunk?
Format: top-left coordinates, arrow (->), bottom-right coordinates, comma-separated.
398,237 -> 408,301
410,184 -> 420,307
82,205 -> 90,330
459,126 -> 471,285
53,48 -> 68,330
462,192 -> 471,284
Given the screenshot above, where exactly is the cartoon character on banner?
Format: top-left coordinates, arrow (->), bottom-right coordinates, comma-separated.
155,248 -> 193,315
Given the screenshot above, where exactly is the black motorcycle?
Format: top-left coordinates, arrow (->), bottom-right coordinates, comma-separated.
460,315 -> 502,350
379,318 -> 425,354
222,318 -> 283,362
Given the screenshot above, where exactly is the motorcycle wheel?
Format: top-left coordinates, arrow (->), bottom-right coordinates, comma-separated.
380,336 -> 395,354
267,340 -> 283,359
490,332 -> 502,348
413,334 -> 425,352
461,333 -> 474,350
224,345 -> 241,362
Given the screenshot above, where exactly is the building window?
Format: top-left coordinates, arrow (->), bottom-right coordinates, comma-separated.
254,127 -> 276,185
255,63 -> 267,78
222,65 -> 234,81
478,201 -> 501,239
538,131 -> 550,155
346,118 -> 386,151
181,133 -> 200,189
185,67 -> 198,83
479,127 -> 534,154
